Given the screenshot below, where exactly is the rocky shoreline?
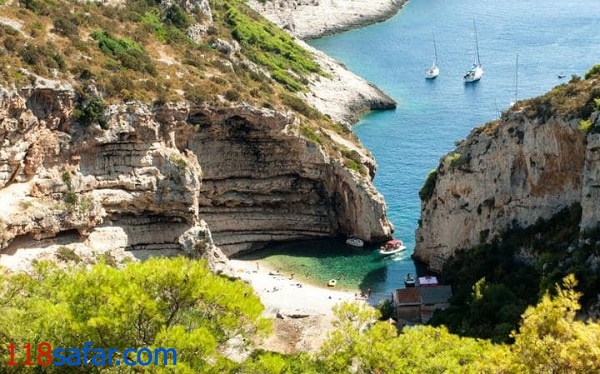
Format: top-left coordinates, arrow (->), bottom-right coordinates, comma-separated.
248,0 -> 406,127
248,0 -> 408,41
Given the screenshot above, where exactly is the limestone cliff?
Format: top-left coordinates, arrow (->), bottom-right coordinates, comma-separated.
248,0 -> 407,40
414,76 -> 600,272
0,84 -> 392,268
0,85 -> 234,272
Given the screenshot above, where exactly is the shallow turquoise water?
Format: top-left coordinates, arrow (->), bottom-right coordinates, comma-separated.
238,0 -> 600,303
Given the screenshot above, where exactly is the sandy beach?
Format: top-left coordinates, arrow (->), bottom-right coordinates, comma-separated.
229,258 -> 364,317
230,258 -> 372,352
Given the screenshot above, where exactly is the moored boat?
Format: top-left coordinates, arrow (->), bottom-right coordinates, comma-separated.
379,239 -> 406,255
425,35 -> 440,79
404,273 -> 416,288
464,20 -> 483,83
346,236 -> 364,247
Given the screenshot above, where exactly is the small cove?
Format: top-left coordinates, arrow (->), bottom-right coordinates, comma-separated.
238,0 -> 600,304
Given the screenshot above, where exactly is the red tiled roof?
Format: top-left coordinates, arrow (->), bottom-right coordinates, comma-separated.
394,288 -> 420,304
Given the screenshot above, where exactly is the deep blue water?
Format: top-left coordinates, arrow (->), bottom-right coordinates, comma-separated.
239,0 -> 600,303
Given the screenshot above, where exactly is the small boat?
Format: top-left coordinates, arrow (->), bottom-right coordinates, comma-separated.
327,279 -> 337,287
404,273 -> 416,288
464,20 -> 483,83
558,74 -> 566,79
346,236 -> 364,247
425,35 -> 440,79
379,239 -> 407,255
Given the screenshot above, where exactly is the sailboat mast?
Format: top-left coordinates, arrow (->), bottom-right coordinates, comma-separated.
515,54 -> 519,103
433,34 -> 438,62
474,20 -> 480,66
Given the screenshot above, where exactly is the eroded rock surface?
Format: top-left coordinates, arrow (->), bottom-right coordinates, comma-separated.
1,86 -> 392,268
414,81 -> 600,272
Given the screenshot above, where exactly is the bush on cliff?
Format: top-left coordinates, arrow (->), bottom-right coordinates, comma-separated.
419,168 -> 437,201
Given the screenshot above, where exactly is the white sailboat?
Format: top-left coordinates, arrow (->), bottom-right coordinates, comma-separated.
510,54 -> 519,107
464,20 -> 483,83
425,35 -> 439,79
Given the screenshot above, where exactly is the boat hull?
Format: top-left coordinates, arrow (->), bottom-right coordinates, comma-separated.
346,238 -> 364,247
425,66 -> 439,79
464,65 -> 483,83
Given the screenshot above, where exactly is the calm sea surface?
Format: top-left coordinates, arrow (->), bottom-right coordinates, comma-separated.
238,0 -> 600,303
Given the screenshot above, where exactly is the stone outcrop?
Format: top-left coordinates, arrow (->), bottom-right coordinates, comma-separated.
300,41 -> 396,127
1,85 -> 392,268
248,0 -> 407,41
414,79 -> 600,272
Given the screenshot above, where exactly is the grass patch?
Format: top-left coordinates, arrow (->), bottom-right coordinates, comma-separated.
300,125 -> 322,145
279,93 -> 321,119
91,29 -> 156,75
56,246 -> 82,263
221,0 -> 322,91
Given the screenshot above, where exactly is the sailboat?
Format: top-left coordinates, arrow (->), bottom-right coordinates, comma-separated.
464,20 -> 483,83
510,54 -> 519,107
425,35 -> 440,79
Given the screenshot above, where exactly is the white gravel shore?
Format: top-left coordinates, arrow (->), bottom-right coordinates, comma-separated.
229,259 -> 364,318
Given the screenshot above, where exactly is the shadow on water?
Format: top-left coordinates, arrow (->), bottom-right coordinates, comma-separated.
234,237 -> 414,292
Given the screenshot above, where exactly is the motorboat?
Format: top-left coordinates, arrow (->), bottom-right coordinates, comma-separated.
346,236 -> 364,247
464,20 -> 483,83
379,239 -> 406,255
425,35 -> 440,79
404,273 -> 416,288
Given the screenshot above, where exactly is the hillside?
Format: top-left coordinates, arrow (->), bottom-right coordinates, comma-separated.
0,0 -> 395,268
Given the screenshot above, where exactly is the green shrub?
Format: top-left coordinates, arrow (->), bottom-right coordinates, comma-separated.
419,168 -> 438,201
169,154 -> 188,171
224,89 -> 241,101
76,95 -> 108,129
584,64 -> 600,79
53,17 -> 79,37
19,43 -> 66,74
443,152 -> 467,169
223,1 -> 322,91
579,119 -> 593,133
165,4 -> 190,29
64,191 -> 78,206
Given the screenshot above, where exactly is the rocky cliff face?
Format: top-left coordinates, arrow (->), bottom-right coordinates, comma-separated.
0,85 -> 227,272
158,102 -> 392,255
1,85 -> 392,267
414,78 -> 600,272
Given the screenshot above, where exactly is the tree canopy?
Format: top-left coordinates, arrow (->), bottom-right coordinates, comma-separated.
1,258 -> 598,373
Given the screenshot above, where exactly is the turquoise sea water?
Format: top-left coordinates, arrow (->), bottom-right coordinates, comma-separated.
238,0 -> 600,303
